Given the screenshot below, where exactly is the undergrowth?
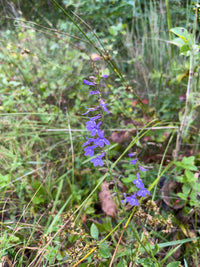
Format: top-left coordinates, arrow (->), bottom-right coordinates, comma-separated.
0,0 -> 200,266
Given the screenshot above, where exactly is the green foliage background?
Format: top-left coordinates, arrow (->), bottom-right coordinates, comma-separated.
0,0 -> 200,266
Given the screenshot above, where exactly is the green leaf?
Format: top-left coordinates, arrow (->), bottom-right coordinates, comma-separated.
170,27 -> 192,43
189,190 -> 197,202
166,261 -> 181,267
176,176 -> 185,183
0,174 -> 10,187
90,223 -> 99,240
122,177 -> 133,183
177,192 -> 187,200
8,234 -> 20,243
115,247 -> 131,258
98,242 -> 111,258
85,207 -> 95,215
182,183 -> 191,195
182,156 -> 195,165
153,243 -> 159,254
116,260 -> 127,267
183,164 -> 197,171
32,196 -> 45,205
109,26 -> 116,36
180,44 -> 191,56
137,258 -> 155,266
170,37 -> 185,47
175,156 -> 197,171
122,174 -> 136,183
194,183 -> 200,191
185,170 -> 196,183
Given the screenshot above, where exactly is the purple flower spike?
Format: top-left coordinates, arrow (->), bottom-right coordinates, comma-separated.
139,166 -> 148,172
90,90 -> 100,95
83,79 -> 95,86
88,114 -> 102,121
129,152 -> 136,157
102,74 -> 108,78
90,153 -> 105,167
86,120 -> 102,136
122,193 -> 139,206
137,188 -> 150,197
133,180 -> 144,189
130,158 -> 138,165
133,172 -> 144,188
93,130 -> 110,147
86,120 -> 96,129
82,107 -> 99,115
99,98 -> 110,114
82,137 -> 95,147
84,145 -> 97,157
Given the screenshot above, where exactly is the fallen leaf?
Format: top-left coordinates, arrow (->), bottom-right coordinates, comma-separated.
99,181 -> 117,218
109,131 -> 130,143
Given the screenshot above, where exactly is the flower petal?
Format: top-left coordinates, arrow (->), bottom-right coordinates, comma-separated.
139,166 -> 148,172
90,91 -> 100,95
83,79 -> 95,86
130,158 -> 138,165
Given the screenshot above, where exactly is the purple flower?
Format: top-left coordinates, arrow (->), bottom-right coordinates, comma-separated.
99,98 -> 110,114
82,137 -> 95,147
84,145 -> 97,157
121,193 -> 139,206
102,74 -> 108,78
93,130 -> 110,147
82,107 -> 99,115
129,152 -> 136,157
90,91 -> 100,95
133,173 -> 144,189
130,158 -> 138,165
86,120 -> 102,136
85,120 -> 96,129
137,187 -> 150,197
139,166 -> 148,172
88,114 -> 102,121
133,179 -> 144,189
90,153 -> 105,167
83,79 -> 96,86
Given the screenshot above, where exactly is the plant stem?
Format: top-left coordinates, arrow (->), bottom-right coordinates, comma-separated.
165,0 -> 174,57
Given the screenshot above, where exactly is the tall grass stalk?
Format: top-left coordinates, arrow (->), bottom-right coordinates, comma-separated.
121,0 -> 172,106
174,0 -> 199,159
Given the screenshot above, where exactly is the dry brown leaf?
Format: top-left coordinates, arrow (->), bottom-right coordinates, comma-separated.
99,181 -> 117,218
109,131 -> 131,143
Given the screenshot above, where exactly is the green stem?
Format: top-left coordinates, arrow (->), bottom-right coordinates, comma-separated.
165,0 -> 174,58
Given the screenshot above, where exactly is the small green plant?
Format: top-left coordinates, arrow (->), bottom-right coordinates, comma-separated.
170,25 -> 200,159
174,156 -> 200,207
